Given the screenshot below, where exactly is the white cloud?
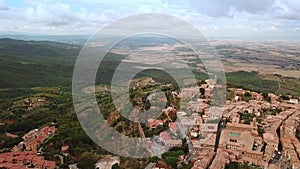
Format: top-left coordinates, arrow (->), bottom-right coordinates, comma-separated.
22,0 -> 113,32
267,0 -> 300,20
25,2 -> 81,25
185,0 -> 276,18
268,26 -> 279,31
293,27 -> 300,31
0,0 -> 299,38
181,0 -> 300,22
0,0 -> 8,10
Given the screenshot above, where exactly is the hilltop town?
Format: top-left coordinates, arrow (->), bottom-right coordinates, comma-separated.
0,126 -> 57,169
142,78 -> 300,169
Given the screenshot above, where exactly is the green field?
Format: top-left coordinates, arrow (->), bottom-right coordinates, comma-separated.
226,71 -> 300,96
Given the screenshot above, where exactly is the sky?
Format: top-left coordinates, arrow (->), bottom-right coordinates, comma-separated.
0,0 -> 300,39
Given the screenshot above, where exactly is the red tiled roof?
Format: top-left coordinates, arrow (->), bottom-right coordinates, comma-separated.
28,139 -> 37,146
160,131 -> 171,141
227,122 -> 256,129
43,160 -> 56,168
35,160 -> 45,167
36,135 -> 46,142
19,166 -> 28,169
0,163 -> 13,168
149,120 -> 163,128
166,140 -> 182,146
0,153 -> 11,158
12,152 -> 22,156
10,165 -> 22,169
14,155 -> 25,161
48,126 -> 56,132
32,156 -> 44,163
41,126 -> 49,132
25,151 -> 37,155
6,133 -> 18,138
25,155 -> 34,161
169,122 -> 179,133
0,151 -> 55,169
4,156 -> 13,162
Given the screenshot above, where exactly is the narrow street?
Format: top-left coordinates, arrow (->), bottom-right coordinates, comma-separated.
275,111 -> 296,169
207,121 -> 223,169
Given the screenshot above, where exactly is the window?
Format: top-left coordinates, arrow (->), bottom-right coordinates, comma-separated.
229,138 -> 237,143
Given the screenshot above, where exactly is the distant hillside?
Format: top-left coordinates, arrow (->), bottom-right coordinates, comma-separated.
0,34 -> 89,44
0,38 -> 297,96
0,38 -> 204,89
0,38 -> 80,88
0,38 -> 131,89
0,38 -> 80,58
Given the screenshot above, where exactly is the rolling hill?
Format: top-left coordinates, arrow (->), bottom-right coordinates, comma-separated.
0,38 -> 80,88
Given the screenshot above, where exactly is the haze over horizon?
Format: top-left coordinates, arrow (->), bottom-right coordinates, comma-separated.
0,0 -> 300,40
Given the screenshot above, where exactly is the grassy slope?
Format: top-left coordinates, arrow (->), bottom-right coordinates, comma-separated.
0,38 -> 79,88
226,71 -> 279,93
226,71 -> 300,96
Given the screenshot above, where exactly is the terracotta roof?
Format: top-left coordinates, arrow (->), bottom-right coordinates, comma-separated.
0,151 -> 55,169
10,165 -> 23,169
169,122 -> 179,133
219,129 -> 256,152
28,139 -> 37,146
32,156 -> 44,165
0,153 -> 11,158
0,163 -> 13,168
35,135 -> 46,142
34,159 -> 45,167
4,156 -> 13,162
14,155 -> 25,161
165,140 -> 182,145
43,160 -> 56,168
6,133 -> 18,138
25,151 -> 37,155
25,155 -> 34,161
160,131 -> 171,141
41,126 -> 49,132
263,133 -> 277,143
281,137 -> 292,144
226,122 -> 256,129
149,120 -> 163,128
12,152 -> 22,156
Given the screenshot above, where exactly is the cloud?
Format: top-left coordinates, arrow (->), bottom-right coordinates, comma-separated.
185,0 -> 276,18
23,1 -> 112,27
293,27 -> 300,31
0,0 -> 8,10
181,0 -> 300,21
0,0 -> 115,34
186,1 -> 232,17
24,2 -> 80,25
269,0 -> 300,20
229,0 -> 276,13
0,0 -> 299,38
